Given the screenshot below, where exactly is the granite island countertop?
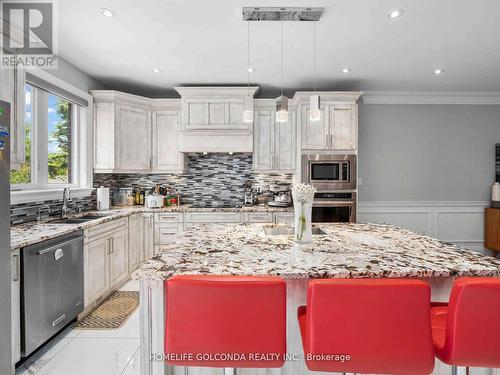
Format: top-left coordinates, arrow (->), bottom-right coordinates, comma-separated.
10,204 -> 292,250
132,223 -> 500,280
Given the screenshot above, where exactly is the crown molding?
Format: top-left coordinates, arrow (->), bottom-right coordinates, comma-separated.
175,86 -> 259,98
362,91 -> 500,105
293,91 -> 363,102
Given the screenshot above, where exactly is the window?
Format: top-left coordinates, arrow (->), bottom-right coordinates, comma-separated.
10,84 -> 32,184
10,70 -> 93,203
47,93 -> 73,184
10,84 -> 78,188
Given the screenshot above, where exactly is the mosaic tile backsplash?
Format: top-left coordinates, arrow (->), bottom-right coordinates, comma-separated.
10,195 -> 96,225
93,153 -> 293,207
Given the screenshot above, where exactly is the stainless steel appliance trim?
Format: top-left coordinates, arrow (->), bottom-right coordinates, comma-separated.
302,154 -> 357,191
52,314 -> 66,327
35,237 -> 83,255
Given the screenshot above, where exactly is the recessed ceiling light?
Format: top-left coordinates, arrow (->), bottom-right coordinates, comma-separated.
100,8 -> 116,17
341,68 -> 351,74
247,67 -> 255,73
433,68 -> 444,75
152,68 -> 161,73
388,9 -> 403,19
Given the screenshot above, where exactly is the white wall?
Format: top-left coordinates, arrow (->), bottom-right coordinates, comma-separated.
357,103 -> 500,256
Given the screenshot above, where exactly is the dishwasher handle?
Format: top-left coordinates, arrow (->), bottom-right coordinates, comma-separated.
35,236 -> 84,256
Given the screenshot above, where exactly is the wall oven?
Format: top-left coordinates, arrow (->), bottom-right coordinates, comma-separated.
302,154 -> 356,191
312,192 -> 356,223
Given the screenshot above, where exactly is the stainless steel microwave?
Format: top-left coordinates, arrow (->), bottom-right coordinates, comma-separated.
301,154 -> 356,191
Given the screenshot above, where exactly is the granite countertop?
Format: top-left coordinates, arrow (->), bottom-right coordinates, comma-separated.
132,223 -> 500,280
10,204 -> 292,250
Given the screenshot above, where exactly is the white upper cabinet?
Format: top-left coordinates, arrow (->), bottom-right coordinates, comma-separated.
92,91 -> 185,173
253,100 -> 296,173
151,100 -> 186,173
115,103 -> 151,171
175,87 -> 258,153
295,92 -> 362,153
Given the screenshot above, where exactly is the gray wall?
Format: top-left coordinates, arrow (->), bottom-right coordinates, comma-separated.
44,56 -> 107,92
358,103 -> 500,202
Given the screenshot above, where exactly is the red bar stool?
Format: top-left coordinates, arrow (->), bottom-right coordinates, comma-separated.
297,278 -> 435,374
431,277 -> 500,374
165,275 -> 286,368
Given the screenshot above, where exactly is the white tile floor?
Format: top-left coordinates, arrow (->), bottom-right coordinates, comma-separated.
16,280 -> 141,375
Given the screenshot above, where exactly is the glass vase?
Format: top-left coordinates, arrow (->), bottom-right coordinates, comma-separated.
294,201 -> 313,243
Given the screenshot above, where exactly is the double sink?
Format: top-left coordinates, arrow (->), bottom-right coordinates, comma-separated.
47,212 -> 114,225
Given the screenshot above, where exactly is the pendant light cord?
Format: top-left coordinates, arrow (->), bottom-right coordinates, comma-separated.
280,19 -> 284,97
313,21 -> 317,93
247,20 -> 250,97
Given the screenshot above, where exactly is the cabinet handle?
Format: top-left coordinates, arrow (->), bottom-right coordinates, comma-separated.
111,238 -> 114,254
12,254 -> 19,282
330,134 -> 334,148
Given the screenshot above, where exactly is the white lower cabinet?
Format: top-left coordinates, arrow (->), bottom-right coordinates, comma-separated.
84,218 -> 129,309
11,249 -> 20,367
140,213 -> 154,260
244,212 -> 274,223
108,229 -> 129,288
274,212 -> 295,224
128,214 -> 141,272
184,211 -> 242,224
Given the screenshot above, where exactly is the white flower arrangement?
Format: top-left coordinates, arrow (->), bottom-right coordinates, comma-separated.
291,183 -> 317,204
291,183 -> 317,242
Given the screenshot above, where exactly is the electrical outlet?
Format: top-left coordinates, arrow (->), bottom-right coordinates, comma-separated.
358,177 -> 363,186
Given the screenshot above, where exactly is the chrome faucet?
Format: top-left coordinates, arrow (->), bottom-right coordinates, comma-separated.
35,204 -> 52,222
62,187 -> 72,218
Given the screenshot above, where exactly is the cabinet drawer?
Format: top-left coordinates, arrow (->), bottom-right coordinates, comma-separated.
185,211 -> 242,223
245,212 -> 273,223
86,218 -> 128,243
274,212 -> 294,224
156,226 -> 181,245
155,213 -> 182,224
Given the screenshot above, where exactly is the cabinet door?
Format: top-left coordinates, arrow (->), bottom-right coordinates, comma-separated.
330,105 -> 356,151
84,237 -> 109,306
128,214 -> 141,272
116,104 -> 151,171
253,110 -> 274,171
275,110 -> 296,172
11,249 -> 21,366
301,104 -> 327,150
152,110 -> 184,172
94,101 -> 115,170
109,229 -> 129,288
140,214 -> 154,261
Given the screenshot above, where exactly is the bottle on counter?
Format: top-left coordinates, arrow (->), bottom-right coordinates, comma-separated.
139,189 -> 145,205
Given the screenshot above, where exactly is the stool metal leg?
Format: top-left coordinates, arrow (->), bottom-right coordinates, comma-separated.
223,368 -> 236,375
451,366 -> 458,375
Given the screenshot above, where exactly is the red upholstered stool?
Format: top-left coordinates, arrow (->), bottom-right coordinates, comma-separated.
431,277 -> 500,374
297,278 -> 435,374
165,275 -> 286,368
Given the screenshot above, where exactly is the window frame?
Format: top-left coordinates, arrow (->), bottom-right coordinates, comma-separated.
10,69 -> 94,204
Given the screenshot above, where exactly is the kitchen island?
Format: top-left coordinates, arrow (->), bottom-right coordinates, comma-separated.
133,223 -> 500,375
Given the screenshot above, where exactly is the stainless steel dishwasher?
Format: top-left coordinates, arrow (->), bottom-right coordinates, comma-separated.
21,231 -> 84,357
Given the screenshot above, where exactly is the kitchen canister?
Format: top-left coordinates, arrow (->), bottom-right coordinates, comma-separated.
96,186 -> 110,211
492,182 -> 500,208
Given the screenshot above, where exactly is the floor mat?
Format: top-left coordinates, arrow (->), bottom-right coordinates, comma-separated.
75,291 -> 139,330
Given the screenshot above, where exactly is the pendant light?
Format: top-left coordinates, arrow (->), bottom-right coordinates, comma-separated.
243,20 -> 254,123
276,19 -> 289,123
309,21 -> 321,122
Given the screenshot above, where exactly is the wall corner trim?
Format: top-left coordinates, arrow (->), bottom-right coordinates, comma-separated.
362,91 -> 500,105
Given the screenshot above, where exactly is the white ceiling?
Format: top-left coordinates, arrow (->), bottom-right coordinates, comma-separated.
58,0 -> 500,97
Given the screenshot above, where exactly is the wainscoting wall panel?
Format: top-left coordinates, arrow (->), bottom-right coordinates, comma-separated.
358,201 -> 495,256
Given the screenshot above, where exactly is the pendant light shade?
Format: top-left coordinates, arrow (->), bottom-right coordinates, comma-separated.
243,20 -> 253,123
276,95 -> 289,123
310,94 -> 321,122
309,22 -> 321,122
275,20 -> 289,123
